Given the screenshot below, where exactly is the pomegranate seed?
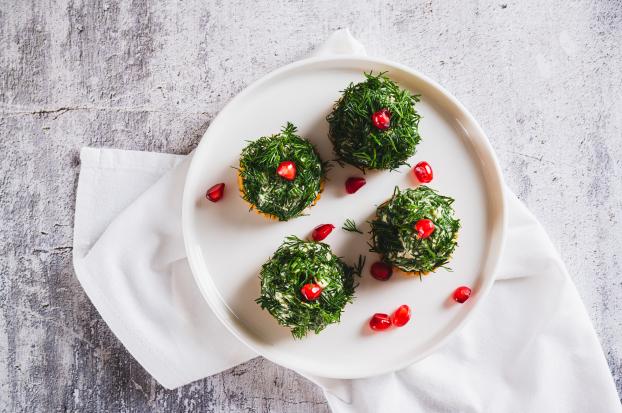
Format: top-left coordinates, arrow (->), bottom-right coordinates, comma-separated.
391,305 -> 411,327
370,262 -> 392,281
453,286 -> 472,303
369,313 -> 392,331
345,177 -> 366,194
301,283 -> 322,301
413,161 -> 433,183
312,224 -> 335,241
415,219 -> 435,239
206,183 -> 225,202
371,108 -> 391,130
276,161 -> 296,181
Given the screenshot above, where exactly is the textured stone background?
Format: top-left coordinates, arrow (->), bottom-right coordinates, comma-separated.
1,0 -> 621,411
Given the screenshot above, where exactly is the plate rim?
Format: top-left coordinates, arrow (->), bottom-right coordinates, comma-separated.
182,54 -> 508,379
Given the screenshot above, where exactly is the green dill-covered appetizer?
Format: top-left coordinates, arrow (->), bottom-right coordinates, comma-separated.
327,72 -> 422,170
256,236 -> 364,338
238,123 -> 326,221
370,186 -> 460,275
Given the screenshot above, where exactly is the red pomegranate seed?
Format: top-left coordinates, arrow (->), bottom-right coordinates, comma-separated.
413,161 -> 433,183
301,283 -> 322,301
206,183 -> 225,202
391,305 -> 411,327
415,219 -> 435,239
371,108 -> 392,130
370,262 -> 392,281
345,177 -> 366,194
312,224 -> 335,241
276,161 -> 296,181
453,286 -> 472,303
369,313 -> 391,331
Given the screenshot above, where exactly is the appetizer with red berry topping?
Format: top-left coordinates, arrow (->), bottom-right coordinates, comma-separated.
238,123 -> 326,221
326,72 -> 421,170
256,236 -> 364,338
370,186 -> 460,275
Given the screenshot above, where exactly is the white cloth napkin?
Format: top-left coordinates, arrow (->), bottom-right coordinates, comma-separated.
73,30 -> 621,411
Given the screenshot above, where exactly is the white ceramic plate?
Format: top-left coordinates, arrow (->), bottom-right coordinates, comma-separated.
182,56 -> 506,379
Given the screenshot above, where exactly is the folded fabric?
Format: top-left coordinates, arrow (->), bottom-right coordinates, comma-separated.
73,30 -> 621,411
74,148 -> 256,388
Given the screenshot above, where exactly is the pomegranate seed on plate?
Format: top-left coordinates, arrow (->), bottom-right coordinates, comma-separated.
371,108 -> 391,130
369,313 -> 392,331
413,161 -> 433,183
345,177 -> 366,194
276,160 -> 296,181
300,283 -> 322,301
391,305 -> 411,327
312,224 -> 335,241
453,286 -> 472,303
370,262 -> 392,281
415,219 -> 435,239
206,183 -> 225,202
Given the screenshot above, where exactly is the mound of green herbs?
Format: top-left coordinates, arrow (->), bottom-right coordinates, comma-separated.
256,236 -> 364,338
327,72 -> 421,170
370,186 -> 460,273
239,123 -> 326,221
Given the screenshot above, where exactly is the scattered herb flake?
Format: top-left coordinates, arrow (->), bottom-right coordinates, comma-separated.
342,218 -> 363,234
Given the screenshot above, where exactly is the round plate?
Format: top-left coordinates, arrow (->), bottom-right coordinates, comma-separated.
182,56 -> 506,379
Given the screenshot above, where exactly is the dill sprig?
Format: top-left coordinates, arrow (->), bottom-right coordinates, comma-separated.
238,123 -> 326,221
353,254 -> 366,277
327,72 -> 422,170
342,218 -> 363,234
256,236 -> 363,338
370,186 -> 460,274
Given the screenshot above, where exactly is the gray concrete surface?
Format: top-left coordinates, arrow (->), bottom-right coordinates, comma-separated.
1,0 -> 621,411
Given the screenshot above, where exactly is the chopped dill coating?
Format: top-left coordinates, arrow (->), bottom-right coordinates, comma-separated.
370,186 -> 460,274
256,236 -> 364,338
238,123 -> 326,221
327,72 -> 422,170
